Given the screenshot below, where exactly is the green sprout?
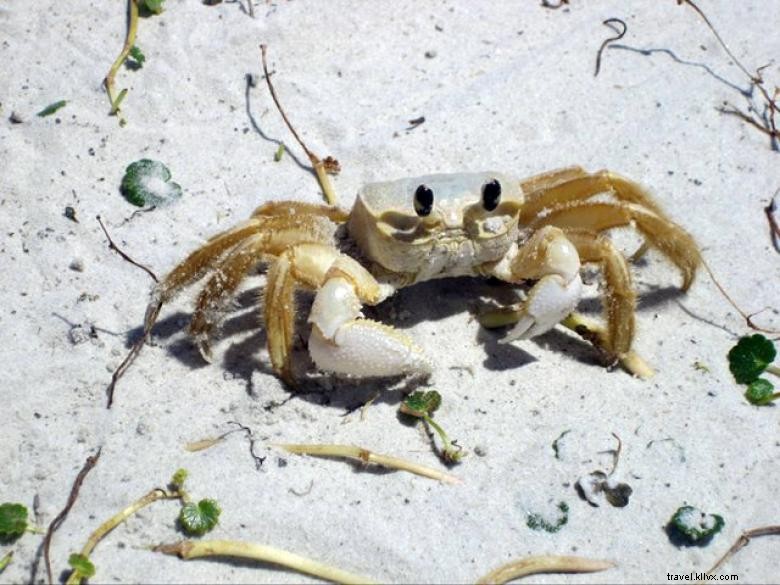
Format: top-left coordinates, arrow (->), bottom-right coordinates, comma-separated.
400,391 -> 464,463
170,468 -> 189,489
120,159 -> 183,207
0,503 -> 29,542
67,554 -> 96,580
179,500 -> 221,537
526,502 -> 569,533
0,551 -> 12,573
126,45 -> 146,69
745,379 -> 779,405
37,100 -> 67,117
140,0 -> 166,14
727,334 -> 780,405
667,505 -> 724,545
104,0 -> 166,122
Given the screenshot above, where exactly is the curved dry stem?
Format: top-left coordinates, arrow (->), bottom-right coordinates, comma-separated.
275,443 -> 461,484
65,489 -> 179,585
104,0 -> 139,120
155,539 -> 377,585
476,555 -> 614,585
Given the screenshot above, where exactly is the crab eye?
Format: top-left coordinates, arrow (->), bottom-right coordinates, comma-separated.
482,179 -> 501,211
413,184 -> 434,217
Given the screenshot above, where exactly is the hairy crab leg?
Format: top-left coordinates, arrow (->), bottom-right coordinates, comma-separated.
519,169 -> 667,223
565,229 -> 636,356
529,201 -> 700,290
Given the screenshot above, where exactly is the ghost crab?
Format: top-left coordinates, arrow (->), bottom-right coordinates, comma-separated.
145,166 -> 700,383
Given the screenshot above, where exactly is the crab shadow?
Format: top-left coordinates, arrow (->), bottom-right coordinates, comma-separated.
127,273 -> 690,404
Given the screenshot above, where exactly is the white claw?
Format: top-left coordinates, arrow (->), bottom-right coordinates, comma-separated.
308,277 -> 431,378
309,322 -> 432,378
502,273 -> 583,342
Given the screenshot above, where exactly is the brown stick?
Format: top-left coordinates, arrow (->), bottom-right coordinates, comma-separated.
97,215 -> 158,283
43,449 -> 102,585
765,190 -> 780,253
259,45 -> 340,205
706,525 -> 780,576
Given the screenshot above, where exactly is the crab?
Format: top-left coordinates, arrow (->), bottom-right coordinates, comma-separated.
144,166 -> 700,383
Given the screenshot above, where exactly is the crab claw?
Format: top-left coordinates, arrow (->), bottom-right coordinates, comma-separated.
308,277 -> 432,378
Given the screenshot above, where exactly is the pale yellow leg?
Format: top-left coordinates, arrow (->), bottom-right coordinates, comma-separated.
520,169 -> 667,223
565,230 -> 635,356
263,243 -> 391,382
530,201 -> 701,290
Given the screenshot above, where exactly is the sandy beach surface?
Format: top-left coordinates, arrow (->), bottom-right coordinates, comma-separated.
2,1 -> 779,583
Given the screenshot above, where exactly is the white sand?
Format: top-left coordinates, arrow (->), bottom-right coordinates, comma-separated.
2,1 -> 779,583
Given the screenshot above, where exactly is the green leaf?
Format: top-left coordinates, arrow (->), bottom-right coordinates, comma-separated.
0,503 -> 28,541
668,505 -> 724,545
37,100 -> 67,117
399,391 -> 442,418
127,45 -> 146,69
728,334 -> 776,384
68,554 -> 96,578
170,468 -> 188,489
120,159 -> 183,207
179,499 -> 221,536
142,0 -> 165,14
745,378 -> 776,405
274,144 -> 285,162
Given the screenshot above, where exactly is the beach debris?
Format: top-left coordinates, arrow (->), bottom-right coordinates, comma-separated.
43,448 -> 101,585
0,503 -> 30,542
155,539 -> 377,584
179,500 -> 221,537
551,429 -> 571,460
126,45 -> 145,70
0,552 -> 12,573
120,159 -> 183,207
667,505 -> 724,545
67,554 -> 95,582
104,1 -> 167,123
728,334 -> 780,405
273,143 -> 285,162
526,501 -> 569,533
64,206 -> 78,222
476,555 -> 614,584
260,45 -> 340,205
400,390 -> 465,464
37,100 -> 67,117
575,433 -> 632,508
275,443 -> 461,484
593,18 -> 626,77
706,524 -> 780,576
64,468 -> 220,585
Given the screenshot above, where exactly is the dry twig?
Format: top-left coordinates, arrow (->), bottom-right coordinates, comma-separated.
43,449 -> 101,585
706,525 -> 780,577
677,0 -> 779,144
97,216 -> 158,283
765,190 -> 780,253
476,555 -> 614,584
275,443 -> 461,484
259,45 -> 340,205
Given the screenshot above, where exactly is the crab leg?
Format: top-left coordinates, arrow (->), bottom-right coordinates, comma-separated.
264,243 -> 430,381
564,230 -> 636,355
519,168 -> 667,222
490,226 -> 583,341
529,201 -> 700,289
